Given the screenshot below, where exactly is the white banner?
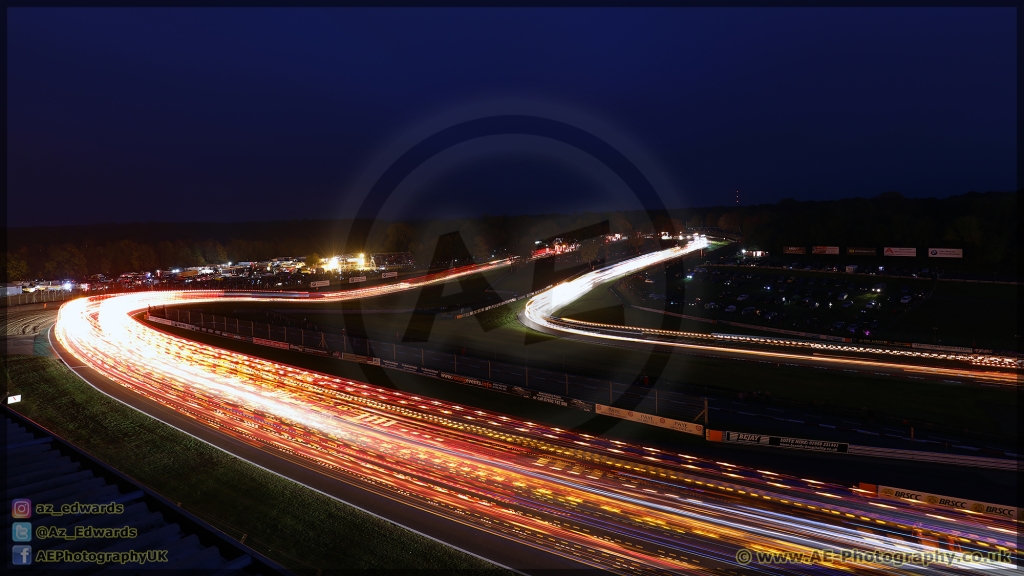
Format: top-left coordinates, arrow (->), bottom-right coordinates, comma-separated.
7,395 -> 22,404
309,280 -> 330,288
876,485 -> 1019,521
720,431 -> 849,453
595,404 -> 703,436
928,248 -> 962,258
349,276 -> 366,283
381,272 -> 398,278
883,247 -> 916,257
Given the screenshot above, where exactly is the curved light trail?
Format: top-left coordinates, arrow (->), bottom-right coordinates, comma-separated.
522,242 -> 1021,385
53,262 -> 1018,574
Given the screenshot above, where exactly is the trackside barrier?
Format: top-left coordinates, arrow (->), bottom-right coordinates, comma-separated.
146,315 -> 592,415
630,305 -> 1020,365
145,310 -> 709,421
143,314 -> 724,436
635,305 -> 851,341
455,285 -> 551,319
707,429 -> 1018,471
858,483 -> 1020,522
845,445 -> 1018,471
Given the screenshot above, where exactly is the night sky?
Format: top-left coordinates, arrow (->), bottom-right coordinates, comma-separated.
7,8 -> 1016,227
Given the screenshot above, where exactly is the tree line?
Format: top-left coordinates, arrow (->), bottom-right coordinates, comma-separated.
4,191 -> 1016,281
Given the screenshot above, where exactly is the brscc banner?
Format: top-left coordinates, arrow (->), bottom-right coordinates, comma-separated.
928,248 -> 962,258
846,247 -> 876,256
883,247 -> 916,257
874,485 -> 1019,521
811,246 -> 839,255
783,246 -> 806,255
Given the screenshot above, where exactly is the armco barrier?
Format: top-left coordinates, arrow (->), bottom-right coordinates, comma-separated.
142,314 -> 725,437
708,429 -> 1018,470
632,305 -> 1019,358
146,309 -> 709,422
846,445 -> 1018,471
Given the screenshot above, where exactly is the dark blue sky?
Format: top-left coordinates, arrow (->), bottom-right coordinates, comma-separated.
7,8 -> 1016,227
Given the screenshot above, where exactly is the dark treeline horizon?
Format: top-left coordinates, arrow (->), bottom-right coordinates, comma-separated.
5,190 -> 1017,281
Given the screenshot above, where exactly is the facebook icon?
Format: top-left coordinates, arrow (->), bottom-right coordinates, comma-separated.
12,545 -> 32,566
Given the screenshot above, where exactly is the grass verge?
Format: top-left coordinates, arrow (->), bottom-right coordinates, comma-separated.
1,354 -> 509,574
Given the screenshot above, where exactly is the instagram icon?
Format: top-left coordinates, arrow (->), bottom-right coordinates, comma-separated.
12,499 -> 32,519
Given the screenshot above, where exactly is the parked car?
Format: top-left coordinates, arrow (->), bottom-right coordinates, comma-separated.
704,302 -> 719,310
832,321 -> 846,331
841,301 -> 853,308
741,306 -> 756,315
900,295 -> 912,304
725,305 -> 737,313
737,294 -> 749,302
837,292 -> 848,301
865,300 -> 879,310
764,311 -> 779,321
846,323 -> 860,333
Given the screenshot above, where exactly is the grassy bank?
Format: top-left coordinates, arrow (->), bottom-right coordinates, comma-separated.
1,354 -> 509,574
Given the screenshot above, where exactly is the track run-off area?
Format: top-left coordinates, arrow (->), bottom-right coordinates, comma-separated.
52,246 -> 1019,574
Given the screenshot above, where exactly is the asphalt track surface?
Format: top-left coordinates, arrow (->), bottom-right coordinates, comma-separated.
47,263 -> 1020,574
48,329 -> 587,574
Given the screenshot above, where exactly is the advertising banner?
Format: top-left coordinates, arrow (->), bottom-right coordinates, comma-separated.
883,247 -> 916,257
911,343 -> 973,353
846,247 -> 876,256
874,485 -> 1019,521
440,372 -> 509,393
310,280 -> 330,288
349,276 -> 366,283
342,352 -> 379,365
381,272 -> 398,278
510,387 -> 593,411
783,246 -> 806,255
253,337 -> 289,350
722,431 -> 848,453
595,404 -> 703,436
928,248 -> 963,258
811,246 -> 839,255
